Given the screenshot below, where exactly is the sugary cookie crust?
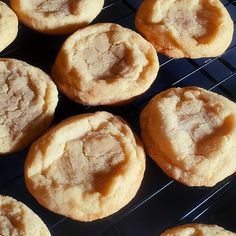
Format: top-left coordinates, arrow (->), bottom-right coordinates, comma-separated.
10,0 -> 104,34
135,0 -> 233,58
25,111 -> 145,221
52,23 -> 159,105
0,195 -> 51,236
0,1 -> 18,52
140,87 -> 236,187
161,223 -> 236,236
0,58 -> 58,154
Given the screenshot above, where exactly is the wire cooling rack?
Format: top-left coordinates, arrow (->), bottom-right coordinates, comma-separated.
0,0 -> 236,235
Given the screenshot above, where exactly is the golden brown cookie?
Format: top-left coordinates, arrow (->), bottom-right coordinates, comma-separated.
161,224 -> 236,236
10,0 -> 104,35
0,58 -> 58,154
0,1 -> 18,52
0,195 -> 51,236
135,0 -> 234,58
51,23 -> 159,106
140,87 -> 236,187
25,111 -> 145,221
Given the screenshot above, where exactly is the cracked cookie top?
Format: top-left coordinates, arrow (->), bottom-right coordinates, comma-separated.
140,87 -> 236,187
10,0 -> 104,34
0,1 -> 18,52
0,195 -> 51,236
161,224 -> 236,236
52,23 -> 159,105
135,0 -> 233,58
24,111 -> 145,221
0,58 -> 58,154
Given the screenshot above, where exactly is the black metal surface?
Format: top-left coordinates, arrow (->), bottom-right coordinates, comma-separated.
1,0 -> 236,235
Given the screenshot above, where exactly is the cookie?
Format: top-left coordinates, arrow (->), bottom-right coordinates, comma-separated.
135,0 -> 234,58
0,58 -> 58,154
10,0 -> 104,35
51,23 -> 159,105
140,87 -> 236,187
161,223 -> 236,236
0,1 -> 18,52
24,111 -> 145,221
0,195 -> 51,236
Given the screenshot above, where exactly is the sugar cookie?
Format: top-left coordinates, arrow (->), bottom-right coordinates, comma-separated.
0,195 -> 51,236
52,23 -> 159,105
140,87 -> 236,187
25,111 -> 145,221
10,0 -> 104,35
135,0 -> 233,58
0,58 -> 58,154
161,224 -> 236,236
0,1 -> 18,52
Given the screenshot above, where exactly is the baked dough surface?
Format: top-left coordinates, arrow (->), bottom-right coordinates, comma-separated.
135,0 -> 233,58
25,111 -> 145,221
52,23 -> 159,105
140,87 -> 236,186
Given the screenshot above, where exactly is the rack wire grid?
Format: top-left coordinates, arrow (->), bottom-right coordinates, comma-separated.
0,0 -> 236,235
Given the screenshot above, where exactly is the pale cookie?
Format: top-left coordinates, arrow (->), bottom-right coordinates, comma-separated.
0,195 -> 51,236
161,224 -> 236,236
0,58 -> 58,154
0,1 -> 18,52
10,0 -> 104,35
140,87 -> 236,187
135,0 -> 234,58
52,23 -> 159,106
25,111 -> 145,221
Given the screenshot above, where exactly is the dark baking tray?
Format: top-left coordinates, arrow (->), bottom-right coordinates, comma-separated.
1,0 -> 236,235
